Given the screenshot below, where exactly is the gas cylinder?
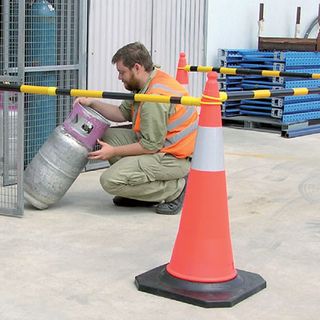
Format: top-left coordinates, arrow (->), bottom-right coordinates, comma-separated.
24,103 -> 110,209
0,92 -> 18,181
25,0 -> 57,165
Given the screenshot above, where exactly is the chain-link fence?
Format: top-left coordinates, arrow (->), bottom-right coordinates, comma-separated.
0,0 -> 87,216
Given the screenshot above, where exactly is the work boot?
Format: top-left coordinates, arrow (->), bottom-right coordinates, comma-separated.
155,178 -> 187,215
113,196 -> 158,207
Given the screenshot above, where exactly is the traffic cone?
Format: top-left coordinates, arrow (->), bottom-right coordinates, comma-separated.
175,52 -> 189,85
167,71 -> 235,282
135,72 -> 266,308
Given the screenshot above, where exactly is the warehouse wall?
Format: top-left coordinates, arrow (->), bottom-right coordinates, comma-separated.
206,0 -> 320,65
87,0 -> 206,97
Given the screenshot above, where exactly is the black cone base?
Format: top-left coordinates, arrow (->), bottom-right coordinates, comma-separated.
135,264 -> 266,308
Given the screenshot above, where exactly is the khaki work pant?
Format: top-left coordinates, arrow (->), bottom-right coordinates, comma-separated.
100,128 -> 190,202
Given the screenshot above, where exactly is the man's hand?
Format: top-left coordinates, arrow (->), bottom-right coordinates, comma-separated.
88,139 -> 115,160
74,97 -> 94,107
88,140 -> 158,160
73,98 -> 127,123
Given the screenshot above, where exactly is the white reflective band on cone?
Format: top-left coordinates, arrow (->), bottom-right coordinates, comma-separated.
191,126 -> 225,172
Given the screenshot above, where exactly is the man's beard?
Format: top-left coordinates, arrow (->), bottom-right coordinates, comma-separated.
123,75 -> 140,92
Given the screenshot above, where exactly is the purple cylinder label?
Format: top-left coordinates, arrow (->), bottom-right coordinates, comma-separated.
63,102 -> 110,149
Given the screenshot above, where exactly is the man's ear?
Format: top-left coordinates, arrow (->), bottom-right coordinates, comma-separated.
133,63 -> 143,73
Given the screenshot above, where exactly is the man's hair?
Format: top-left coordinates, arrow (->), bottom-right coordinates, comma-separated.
112,42 -> 153,72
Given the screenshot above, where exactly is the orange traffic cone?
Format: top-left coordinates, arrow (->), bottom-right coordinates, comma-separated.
175,52 -> 189,85
167,71 -> 235,282
135,72 -> 266,308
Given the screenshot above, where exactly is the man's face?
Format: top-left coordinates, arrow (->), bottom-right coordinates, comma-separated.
116,60 -> 140,91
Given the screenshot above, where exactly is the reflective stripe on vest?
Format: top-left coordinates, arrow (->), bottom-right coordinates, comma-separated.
151,83 -> 184,96
150,83 -> 197,148
132,82 -> 185,122
132,69 -> 198,157
191,127 -> 225,172
164,119 -> 198,146
167,106 -> 196,131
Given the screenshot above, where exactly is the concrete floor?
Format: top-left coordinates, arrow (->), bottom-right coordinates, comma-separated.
1,127 -> 320,320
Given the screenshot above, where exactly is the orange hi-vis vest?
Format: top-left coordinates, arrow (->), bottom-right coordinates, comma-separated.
132,69 -> 199,158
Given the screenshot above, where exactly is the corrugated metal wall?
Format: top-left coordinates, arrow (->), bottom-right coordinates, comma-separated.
88,0 -> 207,99
152,0 -> 207,96
87,0 -> 153,99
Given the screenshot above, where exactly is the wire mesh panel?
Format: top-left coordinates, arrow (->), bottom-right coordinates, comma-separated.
0,0 -> 87,216
0,0 -> 23,216
0,91 -> 22,216
24,0 -> 81,165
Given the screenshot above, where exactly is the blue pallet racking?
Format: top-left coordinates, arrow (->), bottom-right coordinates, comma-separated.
218,49 -> 320,136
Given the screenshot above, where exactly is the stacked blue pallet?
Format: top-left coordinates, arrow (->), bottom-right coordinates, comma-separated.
218,49 -> 320,124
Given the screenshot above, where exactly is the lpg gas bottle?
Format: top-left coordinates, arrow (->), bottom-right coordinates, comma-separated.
24,102 -> 110,209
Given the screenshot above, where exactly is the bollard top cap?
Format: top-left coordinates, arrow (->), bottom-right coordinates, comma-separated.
207,71 -> 218,81
202,71 -> 219,98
